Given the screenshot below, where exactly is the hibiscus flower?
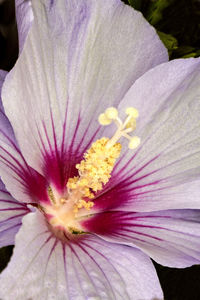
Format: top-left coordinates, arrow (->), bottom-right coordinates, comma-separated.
0,0 -> 200,299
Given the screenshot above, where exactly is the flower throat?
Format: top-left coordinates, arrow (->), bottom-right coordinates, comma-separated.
44,107 -> 140,235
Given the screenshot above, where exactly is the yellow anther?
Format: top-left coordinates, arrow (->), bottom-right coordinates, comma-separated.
73,199 -> 94,212
78,178 -> 89,187
126,118 -> 136,130
66,137 -> 121,213
105,107 -> 118,120
98,113 -> 112,126
128,136 -> 141,149
67,177 -> 79,190
125,107 -> 139,119
43,106 -> 141,235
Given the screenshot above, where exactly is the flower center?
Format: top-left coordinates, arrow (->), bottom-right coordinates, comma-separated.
42,107 -> 140,236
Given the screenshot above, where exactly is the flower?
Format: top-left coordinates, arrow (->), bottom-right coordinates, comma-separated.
0,0 -> 200,299
0,0 -> 33,246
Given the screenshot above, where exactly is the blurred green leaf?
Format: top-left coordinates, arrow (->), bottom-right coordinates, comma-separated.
174,45 -> 200,58
126,0 -> 200,59
145,0 -> 174,26
128,0 -> 142,10
157,30 -> 178,56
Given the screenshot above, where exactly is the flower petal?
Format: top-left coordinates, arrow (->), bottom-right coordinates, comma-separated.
2,0 -> 168,190
0,211 -> 163,300
0,98 -> 50,204
15,0 -> 33,53
0,70 -> 7,111
0,179 -> 29,247
1,70 -> 49,205
104,58 -> 200,211
82,209 -> 200,268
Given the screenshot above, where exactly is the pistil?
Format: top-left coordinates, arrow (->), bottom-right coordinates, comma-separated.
44,106 -> 140,235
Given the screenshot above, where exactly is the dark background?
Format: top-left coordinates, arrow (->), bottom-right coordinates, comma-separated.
0,0 -> 200,299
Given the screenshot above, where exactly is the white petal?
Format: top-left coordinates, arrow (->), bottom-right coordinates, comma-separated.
15,0 -> 33,53
0,73 -> 49,204
0,88 -> 49,205
0,104 -> 50,203
0,211 -> 163,300
0,180 -> 29,247
82,209 -> 200,268
1,70 -> 32,202
0,70 -> 7,111
2,0 -> 168,179
110,58 -> 200,211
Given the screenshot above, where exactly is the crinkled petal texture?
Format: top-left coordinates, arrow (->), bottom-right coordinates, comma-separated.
1,0 -> 168,199
82,209 -> 200,268
0,180 -> 29,247
15,0 -> 33,53
0,211 -> 163,300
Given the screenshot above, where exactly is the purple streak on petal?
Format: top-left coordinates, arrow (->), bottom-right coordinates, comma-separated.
82,211 -> 162,239
36,122 -> 49,156
114,153 -> 160,185
74,241 -> 117,298
41,238 -> 58,284
0,207 -> 27,212
0,222 -> 22,236
0,152 -> 49,204
0,110 -> 17,146
49,0 -> 54,9
41,111 -> 84,193
22,171 -> 49,204
62,243 -> 70,300
67,3 -> 91,75
15,0 -> 33,53
47,238 -> 58,260
0,212 -> 28,224
37,102 -> 75,192
92,176 -> 164,212
76,126 -> 101,158
116,228 -> 162,241
120,179 -> 162,193
0,194 -> 29,247
0,118 -> 49,203
61,101 -> 69,158
0,223 -> 22,245
89,154 -> 162,211
0,198 -> 25,206
71,248 -> 87,297
70,243 -> 99,296
6,156 -> 49,204
42,112 -> 65,192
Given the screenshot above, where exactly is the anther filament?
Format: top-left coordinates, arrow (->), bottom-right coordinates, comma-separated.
98,106 -> 140,149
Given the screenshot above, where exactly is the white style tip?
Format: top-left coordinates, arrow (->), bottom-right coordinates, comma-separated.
128,136 -> 141,149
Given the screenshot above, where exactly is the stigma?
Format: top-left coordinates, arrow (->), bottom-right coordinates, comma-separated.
98,106 -> 140,149
43,107 -> 140,236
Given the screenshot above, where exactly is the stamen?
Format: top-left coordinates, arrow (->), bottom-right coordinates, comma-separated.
98,106 -> 140,150
67,137 -> 122,213
44,106 -> 141,235
125,107 -> 139,118
98,113 -> 112,125
128,136 -> 141,149
104,107 -> 118,119
65,106 -> 140,214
